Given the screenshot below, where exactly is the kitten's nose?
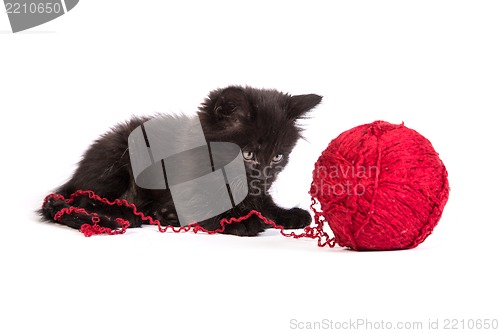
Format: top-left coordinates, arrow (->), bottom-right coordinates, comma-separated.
250,169 -> 260,178
250,167 -> 271,181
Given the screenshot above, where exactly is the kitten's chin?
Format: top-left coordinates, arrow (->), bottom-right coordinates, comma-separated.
248,188 -> 269,197
247,179 -> 273,197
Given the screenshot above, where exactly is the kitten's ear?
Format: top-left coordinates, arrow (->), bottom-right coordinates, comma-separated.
212,87 -> 250,119
288,94 -> 323,119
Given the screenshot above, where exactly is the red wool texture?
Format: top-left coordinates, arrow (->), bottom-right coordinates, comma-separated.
310,121 -> 449,250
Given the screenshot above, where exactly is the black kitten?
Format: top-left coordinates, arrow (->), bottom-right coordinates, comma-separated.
40,86 -> 322,236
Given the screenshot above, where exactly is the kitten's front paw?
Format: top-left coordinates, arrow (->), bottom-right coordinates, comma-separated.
222,216 -> 266,236
277,208 -> 312,229
154,207 -> 180,226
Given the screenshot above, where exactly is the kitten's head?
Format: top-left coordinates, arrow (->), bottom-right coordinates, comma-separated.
198,86 -> 322,194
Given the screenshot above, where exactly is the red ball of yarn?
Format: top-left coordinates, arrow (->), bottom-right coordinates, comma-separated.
310,121 -> 449,251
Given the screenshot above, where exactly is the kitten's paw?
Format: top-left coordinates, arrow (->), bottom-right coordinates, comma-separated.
222,216 -> 266,237
278,208 -> 312,229
41,196 -> 68,219
154,207 -> 180,227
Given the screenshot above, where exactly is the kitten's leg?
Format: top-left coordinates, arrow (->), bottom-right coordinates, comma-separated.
196,211 -> 267,236
40,195 -> 138,230
151,203 -> 181,227
262,197 -> 312,230
220,215 -> 267,236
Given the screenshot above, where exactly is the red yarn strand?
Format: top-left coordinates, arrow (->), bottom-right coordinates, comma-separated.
42,190 -> 335,248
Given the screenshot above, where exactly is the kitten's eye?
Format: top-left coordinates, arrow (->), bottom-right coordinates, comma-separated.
242,151 -> 254,160
272,153 -> 284,163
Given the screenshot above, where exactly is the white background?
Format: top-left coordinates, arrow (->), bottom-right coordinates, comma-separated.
1,1 -> 499,332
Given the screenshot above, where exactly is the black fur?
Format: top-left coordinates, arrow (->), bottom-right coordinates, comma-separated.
40,86 -> 322,236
